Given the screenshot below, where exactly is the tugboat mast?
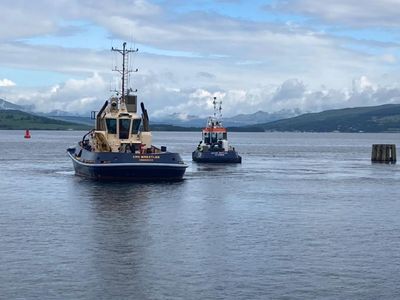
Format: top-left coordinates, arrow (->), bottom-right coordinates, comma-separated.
218,99 -> 222,119
213,97 -> 217,118
111,42 -> 138,104
212,96 -> 223,121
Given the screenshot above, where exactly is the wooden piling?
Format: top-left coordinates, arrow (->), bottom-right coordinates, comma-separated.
371,144 -> 396,163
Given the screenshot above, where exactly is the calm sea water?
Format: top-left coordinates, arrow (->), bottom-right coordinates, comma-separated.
1,130 -> 400,299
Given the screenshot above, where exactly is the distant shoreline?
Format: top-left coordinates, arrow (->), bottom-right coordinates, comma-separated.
3,102 -> 400,132
0,127 -> 265,132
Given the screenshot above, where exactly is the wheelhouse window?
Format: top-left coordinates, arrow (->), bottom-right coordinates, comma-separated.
211,133 -> 218,143
203,132 -> 210,144
119,119 -> 131,139
106,118 -> 117,134
131,119 -> 141,134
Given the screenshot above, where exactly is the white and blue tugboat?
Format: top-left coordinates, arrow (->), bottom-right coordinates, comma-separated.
67,43 -> 188,181
192,97 -> 241,163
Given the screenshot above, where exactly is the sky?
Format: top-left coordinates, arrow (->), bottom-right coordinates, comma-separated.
0,0 -> 400,118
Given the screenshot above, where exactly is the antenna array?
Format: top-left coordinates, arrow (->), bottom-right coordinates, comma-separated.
111,42 -> 138,103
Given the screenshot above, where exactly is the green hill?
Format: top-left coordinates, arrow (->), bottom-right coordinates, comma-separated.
259,104 -> 400,132
0,110 -> 90,130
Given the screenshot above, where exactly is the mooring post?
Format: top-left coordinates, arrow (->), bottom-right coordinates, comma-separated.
371,144 -> 396,163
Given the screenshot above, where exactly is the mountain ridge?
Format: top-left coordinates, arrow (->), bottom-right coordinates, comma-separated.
0,98 -> 24,110
257,104 -> 400,132
0,98 -> 297,126
3,98 -> 400,132
151,109 -> 298,127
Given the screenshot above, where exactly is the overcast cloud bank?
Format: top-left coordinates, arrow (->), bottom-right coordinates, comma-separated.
0,0 -> 399,117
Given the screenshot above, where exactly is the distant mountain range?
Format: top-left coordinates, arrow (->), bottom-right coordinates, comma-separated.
0,98 -> 24,110
151,109 -> 299,127
2,98 -> 400,132
259,104 -> 400,132
51,110 -> 297,129
0,109 -> 263,132
0,98 -> 298,127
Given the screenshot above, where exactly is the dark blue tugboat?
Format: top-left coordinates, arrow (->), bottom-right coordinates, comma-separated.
67,43 -> 187,181
192,97 -> 241,163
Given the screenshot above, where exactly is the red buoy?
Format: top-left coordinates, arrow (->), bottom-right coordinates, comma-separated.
24,129 -> 31,139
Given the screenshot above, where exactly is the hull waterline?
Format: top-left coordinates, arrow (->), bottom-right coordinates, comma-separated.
68,147 -> 187,181
192,150 -> 242,163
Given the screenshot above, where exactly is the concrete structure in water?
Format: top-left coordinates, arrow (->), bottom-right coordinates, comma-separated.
371,144 -> 396,163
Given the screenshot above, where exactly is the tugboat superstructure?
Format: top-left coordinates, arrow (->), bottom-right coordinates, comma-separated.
192,97 -> 241,163
67,42 -> 188,181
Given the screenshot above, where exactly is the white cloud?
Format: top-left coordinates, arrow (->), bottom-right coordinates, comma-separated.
268,0 -> 400,28
352,76 -> 376,94
273,79 -> 306,101
3,71 -> 400,119
0,1 -> 397,89
0,78 -> 16,87
5,73 -> 108,113
380,54 -> 397,64
148,76 -> 400,118
0,0 -> 400,118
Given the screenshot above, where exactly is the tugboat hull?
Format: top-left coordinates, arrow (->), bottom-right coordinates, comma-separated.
68,147 -> 187,181
192,150 -> 242,163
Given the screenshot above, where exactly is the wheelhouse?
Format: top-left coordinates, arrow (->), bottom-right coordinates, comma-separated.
202,127 -> 227,144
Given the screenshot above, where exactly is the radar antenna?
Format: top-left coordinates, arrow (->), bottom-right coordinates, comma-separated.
111,42 -> 138,104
